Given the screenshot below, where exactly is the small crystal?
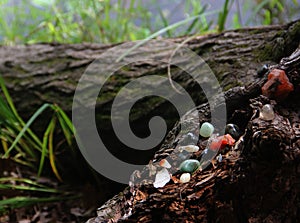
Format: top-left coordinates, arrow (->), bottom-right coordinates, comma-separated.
259,104 -> 275,121
180,132 -> 198,144
159,159 -> 171,168
177,150 -> 190,161
179,159 -> 201,173
209,134 -> 235,150
153,168 -> 170,188
200,122 -> 214,138
179,145 -> 200,153
180,173 -> 191,183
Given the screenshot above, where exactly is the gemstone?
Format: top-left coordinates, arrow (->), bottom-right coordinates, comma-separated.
180,132 -> 198,144
261,69 -> 294,101
209,134 -> 235,150
259,104 -> 275,121
225,124 -> 241,140
177,150 -> 190,161
159,159 -> 171,168
179,145 -> 200,153
153,168 -> 170,188
179,159 -> 201,173
200,122 -> 214,138
180,173 -> 191,183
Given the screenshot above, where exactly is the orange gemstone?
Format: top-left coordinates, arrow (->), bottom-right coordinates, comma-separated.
209,134 -> 235,150
261,69 -> 294,101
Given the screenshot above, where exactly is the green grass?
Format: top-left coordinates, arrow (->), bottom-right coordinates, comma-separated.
0,75 -> 77,212
0,177 -> 62,193
0,76 -> 74,181
0,0 -> 298,45
0,194 -> 79,214
0,196 -> 75,212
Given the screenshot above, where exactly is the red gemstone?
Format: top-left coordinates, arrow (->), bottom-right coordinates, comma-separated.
209,134 -> 235,150
261,69 -> 294,101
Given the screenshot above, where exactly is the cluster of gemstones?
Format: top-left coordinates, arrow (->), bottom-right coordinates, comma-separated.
153,66 -> 293,188
259,67 -> 295,121
153,122 -> 240,188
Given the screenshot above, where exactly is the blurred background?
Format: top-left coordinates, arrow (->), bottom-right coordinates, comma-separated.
1,0 -> 299,45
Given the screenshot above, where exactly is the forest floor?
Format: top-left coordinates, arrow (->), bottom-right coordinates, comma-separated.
0,158 -> 124,223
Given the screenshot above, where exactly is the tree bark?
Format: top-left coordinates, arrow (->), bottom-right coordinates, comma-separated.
85,22 -> 300,223
1,21 -> 299,124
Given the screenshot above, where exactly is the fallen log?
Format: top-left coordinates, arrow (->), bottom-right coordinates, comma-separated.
1,21 -> 299,124
1,20 -> 300,164
86,22 -> 300,222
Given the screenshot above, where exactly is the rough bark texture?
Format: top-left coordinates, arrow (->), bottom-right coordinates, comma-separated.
1,21 -> 299,124
85,22 -> 300,223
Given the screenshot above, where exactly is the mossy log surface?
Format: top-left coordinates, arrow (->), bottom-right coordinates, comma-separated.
0,20 -> 299,125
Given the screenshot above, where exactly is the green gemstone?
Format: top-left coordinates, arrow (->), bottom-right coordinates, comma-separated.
179,159 -> 200,173
200,122 -> 214,137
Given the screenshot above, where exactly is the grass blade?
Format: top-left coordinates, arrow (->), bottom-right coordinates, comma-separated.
0,183 -> 60,193
157,6 -> 171,37
0,195 -> 79,213
54,105 -> 75,147
246,0 -> 269,26
184,4 -> 208,35
38,116 -> 55,176
116,9 -> 219,62
0,77 -> 23,124
2,103 -> 51,158
0,76 -> 43,148
217,0 -> 232,32
0,177 -> 51,187
48,118 -> 63,182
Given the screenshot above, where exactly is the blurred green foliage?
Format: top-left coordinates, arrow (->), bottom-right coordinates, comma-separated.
0,0 -> 299,45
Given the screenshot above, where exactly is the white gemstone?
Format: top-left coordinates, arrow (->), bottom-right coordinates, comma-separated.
179,145 -> 200,153
159,159 -> 171,168
180,173 -> 191,183
153,168 -> 171,188
200,122 -> 214,137
259,104 -> 275,121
